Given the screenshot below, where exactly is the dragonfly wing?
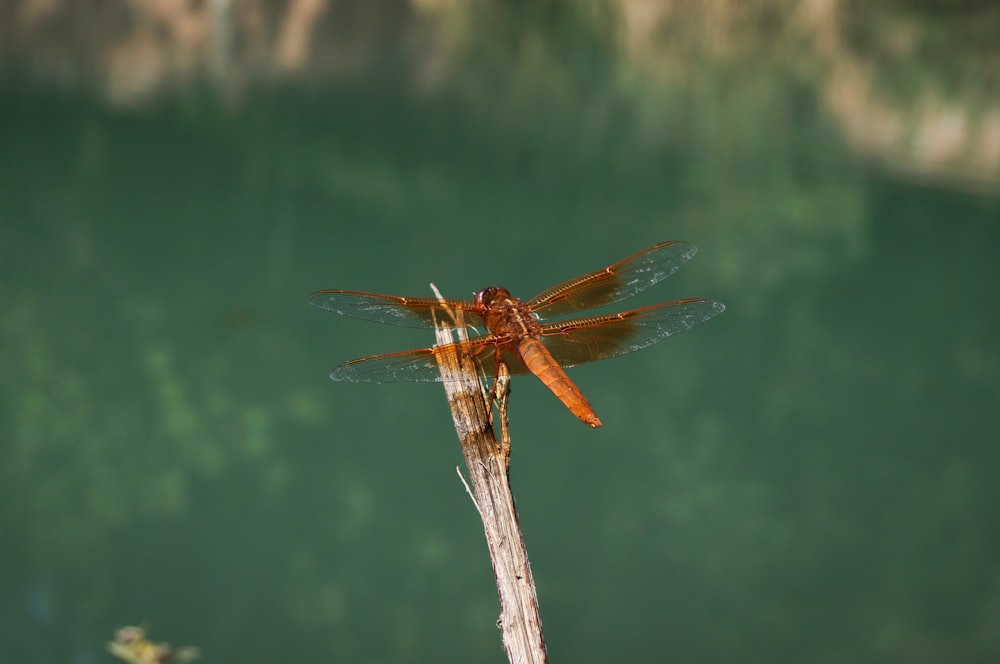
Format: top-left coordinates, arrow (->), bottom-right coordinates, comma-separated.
330,337 -> 529,383
308,290 -> 478,329
330,347 -> 444,382
539,298 -> 725,367
528,241 -> 699,319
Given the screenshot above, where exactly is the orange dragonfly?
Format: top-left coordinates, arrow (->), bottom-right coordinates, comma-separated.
308,241 -> 724,428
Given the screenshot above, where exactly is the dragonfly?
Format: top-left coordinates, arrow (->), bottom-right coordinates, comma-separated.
308,241 -> 725,428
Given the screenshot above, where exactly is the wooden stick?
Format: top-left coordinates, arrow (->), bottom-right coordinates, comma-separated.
431,285 -> 547,664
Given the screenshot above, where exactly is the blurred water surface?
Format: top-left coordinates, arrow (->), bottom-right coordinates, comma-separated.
2,1 -> 999,662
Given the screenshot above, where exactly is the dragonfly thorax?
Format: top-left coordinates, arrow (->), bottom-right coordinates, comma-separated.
474,286 -> 541,339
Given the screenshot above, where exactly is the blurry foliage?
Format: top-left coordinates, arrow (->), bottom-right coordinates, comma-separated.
0,286 -> 283,565
843,0 -> 1000,102
420,1 -> 864,288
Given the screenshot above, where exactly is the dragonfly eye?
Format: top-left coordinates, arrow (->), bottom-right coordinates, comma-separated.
474,286 -> 505,308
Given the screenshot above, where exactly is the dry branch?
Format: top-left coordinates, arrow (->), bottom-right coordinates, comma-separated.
431,286 -> 547,664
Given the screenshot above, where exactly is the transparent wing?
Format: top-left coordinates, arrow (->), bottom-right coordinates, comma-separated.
328,299 -> 725,381
307,290 -> 479,329
330,347 -> 444,382
538,298 -> 725,368
528,241 -> 699,320
329,337 -> 530,383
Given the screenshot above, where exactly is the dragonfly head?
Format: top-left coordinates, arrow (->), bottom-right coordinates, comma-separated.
473,286 -> 512,309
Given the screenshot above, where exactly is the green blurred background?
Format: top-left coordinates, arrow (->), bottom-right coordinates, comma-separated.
2,1 -> 999,662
